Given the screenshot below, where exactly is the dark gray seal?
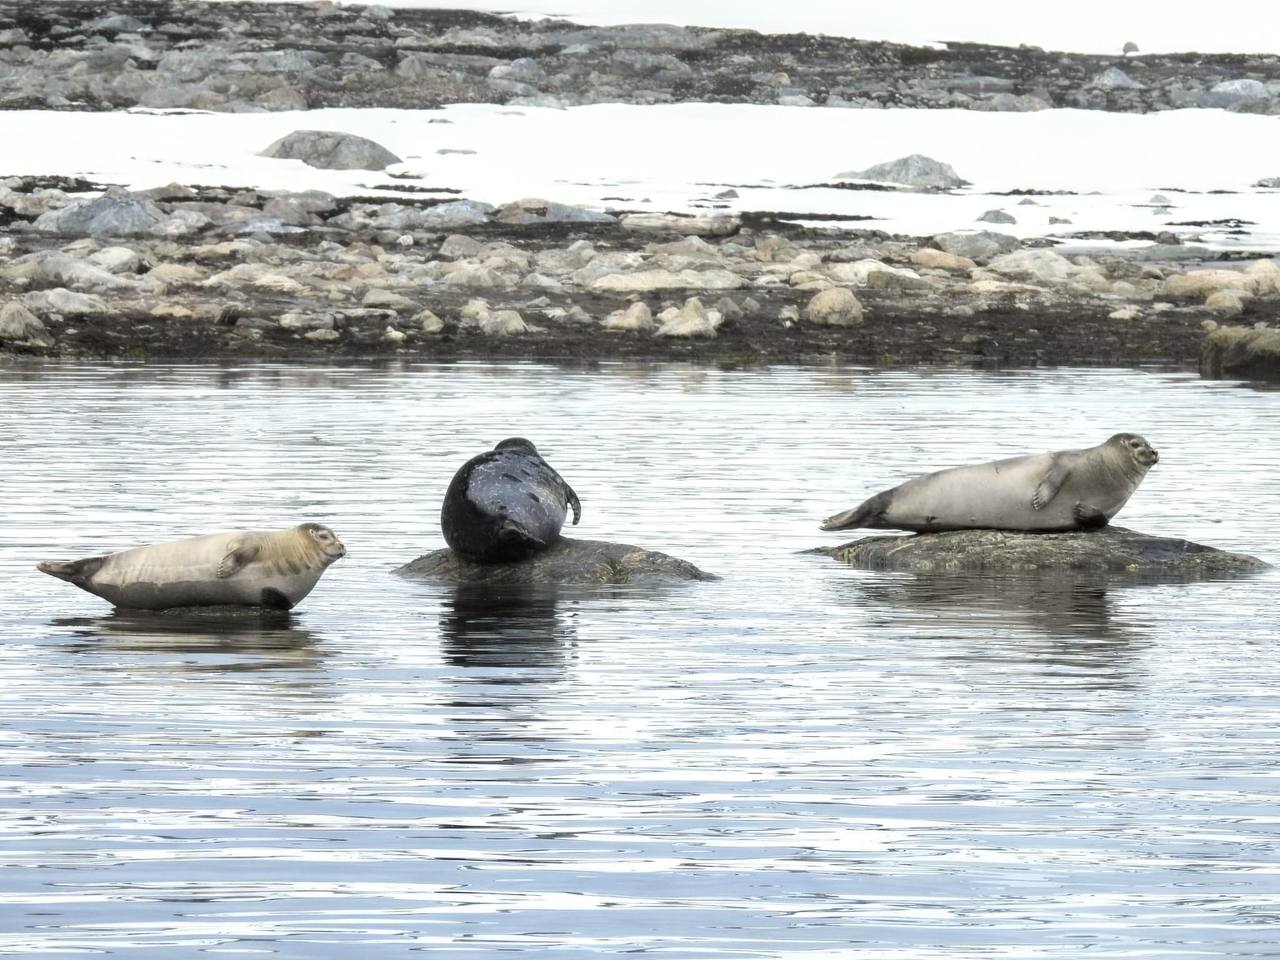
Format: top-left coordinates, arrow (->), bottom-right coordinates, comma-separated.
36,523 -> 347,610
821,433 -> 1159,533
441,438 -> 581,563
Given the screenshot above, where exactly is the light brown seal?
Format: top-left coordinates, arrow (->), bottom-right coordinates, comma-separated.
37,522 -> 346,610
821,433 -> 1159,533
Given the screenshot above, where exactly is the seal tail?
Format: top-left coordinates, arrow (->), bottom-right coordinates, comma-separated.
36,556 -> 105,584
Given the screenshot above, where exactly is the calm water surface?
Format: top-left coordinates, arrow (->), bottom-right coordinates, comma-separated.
1,361 -> 1277,959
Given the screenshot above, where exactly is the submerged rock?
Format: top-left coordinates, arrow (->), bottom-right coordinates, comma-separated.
395,537 -> 717,584
811,526 -> 1267,577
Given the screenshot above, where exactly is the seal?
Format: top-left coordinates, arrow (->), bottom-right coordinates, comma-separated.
441,437 -> 581,563
820,433 -> 1159,533
37,522 -> 346,610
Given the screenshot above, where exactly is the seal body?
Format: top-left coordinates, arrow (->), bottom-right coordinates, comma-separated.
441,438 -> 581,563
821,433 -> 1159,533
37,522 -> 346,610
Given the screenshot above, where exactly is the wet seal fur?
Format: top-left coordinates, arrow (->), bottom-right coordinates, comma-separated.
37,522 -> 346,610
441,438 -> 582,563
821,433 -> 1160,533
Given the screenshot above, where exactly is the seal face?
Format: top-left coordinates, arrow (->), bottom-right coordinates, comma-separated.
441,437 -> 582,563
37,522 -> 346,610
821,433 -> 1159,533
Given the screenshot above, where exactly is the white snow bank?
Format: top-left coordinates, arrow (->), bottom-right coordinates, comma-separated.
6,104 -> 1280,249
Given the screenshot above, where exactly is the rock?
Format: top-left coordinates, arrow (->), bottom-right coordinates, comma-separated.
836,154 -> 968,190
1205,290 -> 1247,318
602,301 -> 654,332
416,308 -> 445,333
88,246 -> 146,274
986,249 -> 1078,284
1108,306 -> 1141,321
362,288 -> 417,310
258,130 -> 402,170
620,213 -> 740,236
1200,325 -> 1280,379
496,198 -> 614,224
32,190 -> 165,238
655,297 -> 721,338
804,286 -> 863,327
1256,177 -> 1280,189
826,259 -> 930,291
394,537 -> 717,584
929,230 -> 1020,264
415,200 -> 493,228
489,57 -> 543,83
813,526 -> 1267,577
24,289 -> 109,316
590,269 -> 744,293
0,301 -> 49,341
479,309 -> 527,336
439,234 -> 486,258
977,208 -> 1017,225
910,248 -> 976,272
1161,268 -> 1254,300
1208,78 -> 1270,106
1089,67 -> 1144,90
1,251 -> 137,291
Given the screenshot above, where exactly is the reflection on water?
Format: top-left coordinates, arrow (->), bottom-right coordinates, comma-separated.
1,361 -> 1278,960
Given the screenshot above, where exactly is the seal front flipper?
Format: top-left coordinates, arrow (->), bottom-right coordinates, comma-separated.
1074,503 -> 1110,530
217,542 -> 260,579
498,520 -> 546,549
1032,465 -> 1071,510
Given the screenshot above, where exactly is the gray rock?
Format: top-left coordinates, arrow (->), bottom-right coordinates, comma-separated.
929,230 -> 1021,264
32,190 -> 165,238
620,213 -> 741,236
1200,325 -> 1280,380
977,209 -> 1017,225
0,301 -> 48,341
813,526 -> 1267,576
395,536 -> 717,584
1089,67 -> 1144,90
258,130 -> 402,171
1255,177 -> 1280,189
835,154 -> 968,190
495,198 -> 615,224
1208,78 -> 1270,106
804,286 -> 863,326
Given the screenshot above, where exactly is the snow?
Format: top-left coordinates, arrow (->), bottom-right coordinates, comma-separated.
204,0 -> 1280,56
7,104 -> 1280,251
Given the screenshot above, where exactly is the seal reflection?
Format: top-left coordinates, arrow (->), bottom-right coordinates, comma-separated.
438,583 -> 576,675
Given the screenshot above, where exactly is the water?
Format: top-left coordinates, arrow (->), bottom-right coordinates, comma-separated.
1,361 -> 1278,958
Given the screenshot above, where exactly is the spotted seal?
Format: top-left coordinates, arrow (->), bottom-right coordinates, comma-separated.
441,438 -> 581,563
821,433 -> 1159,533
37,522 -> 346,610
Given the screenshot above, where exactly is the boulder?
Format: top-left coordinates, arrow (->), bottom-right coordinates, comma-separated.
590,268 -> 744,293
620,213 -> 741,236
1089,67 -> 1144,90
929,230 -> 1020,264
495,198 -> 614,224
1200,325 -> 1280,379
258,130 -> 402,170
0,301 -> 49,341
655,297 -> 721,337
835,154 -> 968,190
395,537 -> 717,584
804,286 -> 863,326
812,526 -> 1267,577
603,301 -> 654,332
32,190 -> 165,238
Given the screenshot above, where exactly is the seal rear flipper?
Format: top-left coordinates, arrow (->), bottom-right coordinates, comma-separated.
36,556 -> 106,584
217,542 -> 260,579
563,481 -> 582,525
1032,465 -> 1070,510
498,520 -> 545,548
1074,503 -> 1110,530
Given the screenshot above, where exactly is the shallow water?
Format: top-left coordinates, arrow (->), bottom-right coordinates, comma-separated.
1,361 -> 1278,959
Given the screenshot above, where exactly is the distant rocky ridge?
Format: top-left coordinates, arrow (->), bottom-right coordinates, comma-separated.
1,1 -> 1278,114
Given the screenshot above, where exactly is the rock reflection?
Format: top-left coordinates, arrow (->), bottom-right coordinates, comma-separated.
438,583 -> 576,676
51,608 -> 327,676
844,572 -> 1155,690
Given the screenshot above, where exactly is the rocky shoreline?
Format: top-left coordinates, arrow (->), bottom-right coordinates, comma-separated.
3,1 -> 1279,115
2,174 -> 1279,367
